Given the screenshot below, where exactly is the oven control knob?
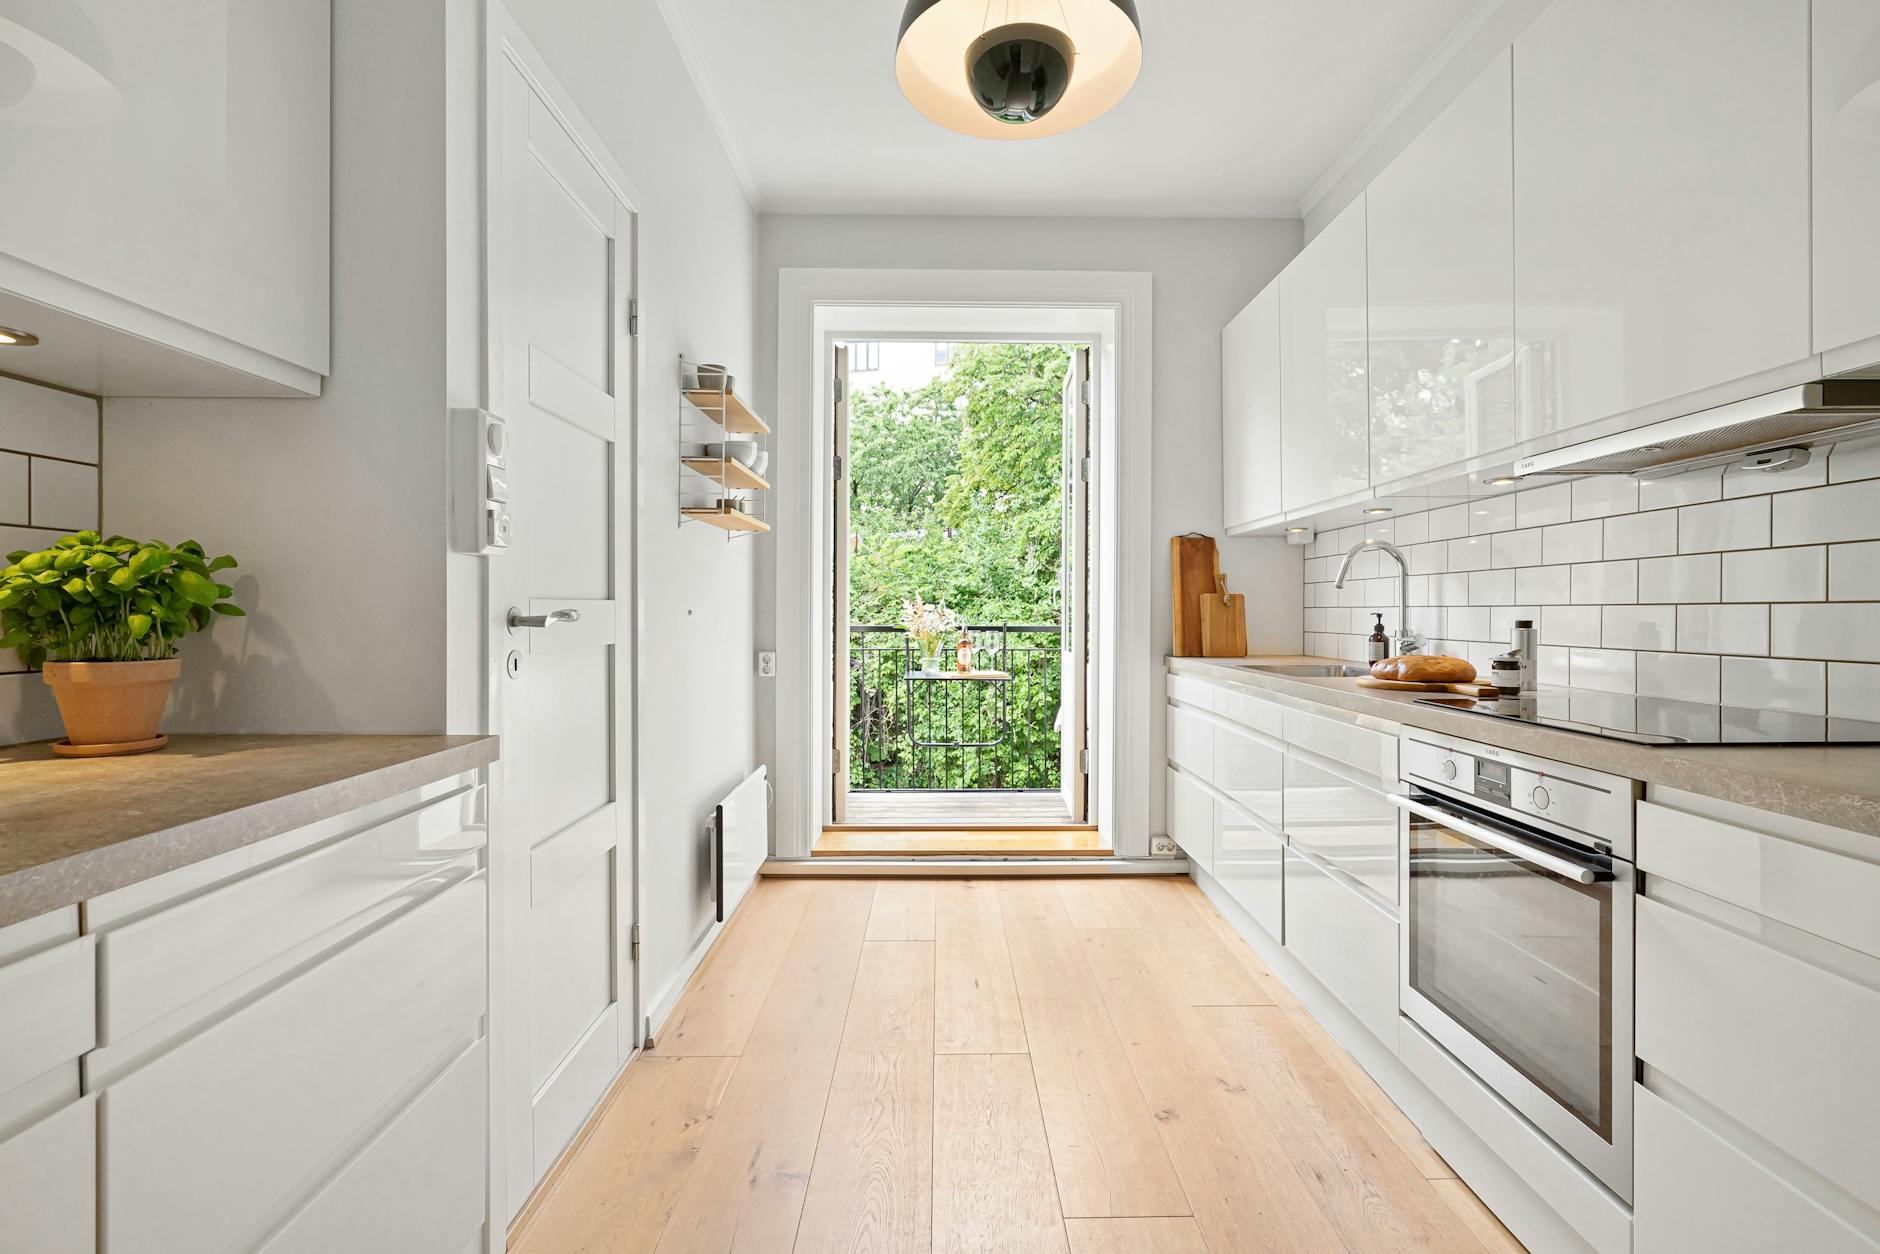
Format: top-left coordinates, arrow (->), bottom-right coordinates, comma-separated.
1531,784 -> 1552,811
1441,758 -> 1459,781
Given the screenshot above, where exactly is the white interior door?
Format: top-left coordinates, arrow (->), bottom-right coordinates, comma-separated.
1060,347 -> 1091,821
829,344 -> 851,825
488,59 -> 636,1223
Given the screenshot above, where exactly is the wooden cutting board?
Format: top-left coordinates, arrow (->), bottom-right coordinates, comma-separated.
1170,534 -> 1219,657
1356,676 -> 1501,699
1200,575 -> 1247,658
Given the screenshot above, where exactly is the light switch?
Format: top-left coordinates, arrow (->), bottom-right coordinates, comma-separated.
486,466 -> 511,503
487,506 -> 512,549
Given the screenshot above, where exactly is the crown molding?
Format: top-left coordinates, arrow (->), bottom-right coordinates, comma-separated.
651,0 -> 762,209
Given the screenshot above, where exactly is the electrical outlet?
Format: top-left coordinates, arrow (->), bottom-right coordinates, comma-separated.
1151,835 -> 1180,857
756,651 -> 777,678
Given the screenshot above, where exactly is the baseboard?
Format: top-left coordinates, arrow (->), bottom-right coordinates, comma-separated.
645,916 -> 726,1046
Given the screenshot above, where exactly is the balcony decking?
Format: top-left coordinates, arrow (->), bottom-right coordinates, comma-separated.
842,789 -> 1072,826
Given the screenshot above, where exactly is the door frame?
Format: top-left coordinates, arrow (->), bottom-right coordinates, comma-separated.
772,272 -> 1154,859
483,3 -> 644,1235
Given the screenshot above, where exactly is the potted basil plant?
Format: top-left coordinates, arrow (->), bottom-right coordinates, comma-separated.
0,531 -> 244,756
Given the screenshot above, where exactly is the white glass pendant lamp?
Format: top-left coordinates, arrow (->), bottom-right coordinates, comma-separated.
895,0 -> 1142,139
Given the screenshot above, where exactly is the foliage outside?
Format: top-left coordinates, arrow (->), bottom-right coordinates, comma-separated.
0,532 -> 243,667
847,342 -> 1070,792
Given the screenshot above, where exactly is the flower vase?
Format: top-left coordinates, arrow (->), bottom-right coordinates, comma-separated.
917,641 -> 943,674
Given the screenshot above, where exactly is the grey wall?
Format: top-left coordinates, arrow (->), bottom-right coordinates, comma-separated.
751,213 -> 1305,837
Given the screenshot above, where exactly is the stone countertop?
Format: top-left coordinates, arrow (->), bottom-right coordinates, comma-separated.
1168,655 -> 1880,838
0,734 -> 500,928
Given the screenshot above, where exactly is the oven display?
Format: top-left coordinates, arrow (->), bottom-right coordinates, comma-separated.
1474,758 -> 1510,806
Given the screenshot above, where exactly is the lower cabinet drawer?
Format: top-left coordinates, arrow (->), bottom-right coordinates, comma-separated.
0,1095 -> 95,1254
1634,1085 -> 1876,1254
1282,753 -> 1399,906
259,1039 -> 488,1254
101,873 -> 487,1254
1283,849 -> 1399,1047
1214,799 -> 1283,941
1281,706 -> 1396,786
1166,702 -> 1213,776
0,933 -> 95,1096
1168,767 -> 1214,874
1636,894 -> 1880,1211
1212,718 -> 1282,833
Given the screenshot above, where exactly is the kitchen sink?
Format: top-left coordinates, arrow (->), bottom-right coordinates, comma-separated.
1240,662 -> 1371,678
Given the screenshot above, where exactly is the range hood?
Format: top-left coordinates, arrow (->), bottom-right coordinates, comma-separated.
1514,380 -> 1880,478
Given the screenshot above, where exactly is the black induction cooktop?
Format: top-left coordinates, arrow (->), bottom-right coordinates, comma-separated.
1414,689 -> 1880,747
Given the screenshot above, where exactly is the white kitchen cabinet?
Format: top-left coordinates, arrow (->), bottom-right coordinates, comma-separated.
1813,0 -> 1880,365
1513,0 -> 1812,438
1367,49 -> 1516,487
1213,797 -> 1284,943
1282,847 -> 1398,1048
0,1095 -> 96,1254
1210,713 -> 1283,834
1167,766 -> 1215,874
1282,752 -> 1398,907
0,0 -> 330,397
1165,700 -> 1213,776
1281,195 -> 1369,514
1222,279 -> 1284,530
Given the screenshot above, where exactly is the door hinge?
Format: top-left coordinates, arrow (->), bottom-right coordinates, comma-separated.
834,453 -> 845,482
1081,379 -> 1091,405
1080,747 -> 1091,773
1079,455 -> 1092,483
628,298 -> 639,337
630,922 -> 640,959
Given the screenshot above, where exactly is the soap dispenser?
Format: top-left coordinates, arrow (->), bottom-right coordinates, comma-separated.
1367,613 -> 1390,665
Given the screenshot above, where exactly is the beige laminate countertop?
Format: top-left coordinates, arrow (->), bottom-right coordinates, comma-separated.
0,733 -> 499,928
1169,655 -> 1880,838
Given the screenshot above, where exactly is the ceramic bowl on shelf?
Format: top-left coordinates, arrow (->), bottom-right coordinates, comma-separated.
693,363 -> 730,391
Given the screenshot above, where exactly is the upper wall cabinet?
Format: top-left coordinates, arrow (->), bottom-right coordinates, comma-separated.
1222,279 -> 1283,531
1513,0 -> 1812,439
1814,0 -> 1880,368
0,1 -> 330,397
1367,50 -> 1515,489
1281,195 -> 1368,515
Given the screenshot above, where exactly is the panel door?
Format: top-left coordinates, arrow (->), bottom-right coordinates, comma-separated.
1060,346 -> 1091,820
1368,49 -> 1516,486
489,60 -> 636,1221
1222,280 -> 1283,529
1814,0 -> 1880,359
1281,195 -> 1369,514
1513,0 -> 1811,438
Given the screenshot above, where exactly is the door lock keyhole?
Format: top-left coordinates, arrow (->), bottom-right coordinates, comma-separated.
505,650 -> 522,679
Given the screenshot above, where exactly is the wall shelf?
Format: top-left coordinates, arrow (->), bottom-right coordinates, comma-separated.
679,356 -> 771,539
682,457 -> 771,491
681,506 -> 771,533
683,389 -> 771,434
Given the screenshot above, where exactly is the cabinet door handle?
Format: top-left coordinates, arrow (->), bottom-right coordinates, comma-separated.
507,607 -> 581,632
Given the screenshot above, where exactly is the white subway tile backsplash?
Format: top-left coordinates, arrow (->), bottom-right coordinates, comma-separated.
1363,518 -> 1396,545
0,377 -> 98,463
1828,663 -> 1880,719
1538,645 -> 1571,686
1678,496 -> 1770,553
1448,535 -> 1492,572
1572,560 -> 1638,605
0,453 -> 25,524
1570,647 -> 1636,694
1678,604 -> 1769,655
1639,553 -> 1720,603
1406,541 -> 1449,575
1603,510 -> 1677,560
1435,573 -> 1470,606
1394,511 -> 1429,546
1771,604 -> 1880,663
1637,651 -> 1720,703
1603,605 -> 1676,651
1516,565 -> 1573,605
1722,547 -> 1826,603
1543,520 -> 1603,564
1491,528 -> 1543,569
1771,479 -> 1880,546
1638,466 -> 1722,510
1723,457 -> 1827,498
1447,607 -> 1491,641
1428,503 -> 1469,541
1470,570 -> 1515,606
29,459 -> 97,531
1543,605 -> 1603,647
1491,606 -> 1539,642
1571,476 -> 1639,520
1829,541 -> 1880,601
1515,483 -> 1573,529
0,526 -> 66,558
1469,494 -> 1516,535
1721,657 -> 1825,715
1829,435 -> 1880,485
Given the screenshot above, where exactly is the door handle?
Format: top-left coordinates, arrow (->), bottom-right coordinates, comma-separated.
508,607 -> 582,633
1387,793 -> 1603,885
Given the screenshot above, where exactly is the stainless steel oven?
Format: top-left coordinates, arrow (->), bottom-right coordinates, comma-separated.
1392,731 -> 1638,1202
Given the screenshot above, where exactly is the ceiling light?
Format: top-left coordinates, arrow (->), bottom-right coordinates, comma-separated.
1363,506 -> 1392,515
0,325 -> 38,347
896,0 -> 1142,139
1483,475 -> 1519,486
1285,527 -> 1310,534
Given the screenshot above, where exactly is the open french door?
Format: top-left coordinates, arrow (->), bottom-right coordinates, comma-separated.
830,343 -> 851,824
1060,346 -> 1091,821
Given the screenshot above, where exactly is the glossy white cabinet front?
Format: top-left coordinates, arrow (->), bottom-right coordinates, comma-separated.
1513,0 -> 1812,438
1281,195 -> 1369,514
1814,0 -> 1880,360
1222,279 -> 1283,530
1367,50 -> 1516,486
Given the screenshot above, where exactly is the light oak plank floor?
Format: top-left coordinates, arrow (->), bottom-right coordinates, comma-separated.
509,875 -> 1525,1254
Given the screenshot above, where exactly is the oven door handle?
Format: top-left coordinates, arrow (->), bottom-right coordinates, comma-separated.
1387,793 -> 1601,885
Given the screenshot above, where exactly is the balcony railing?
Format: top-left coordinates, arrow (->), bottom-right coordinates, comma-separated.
848,624 -> 1061,792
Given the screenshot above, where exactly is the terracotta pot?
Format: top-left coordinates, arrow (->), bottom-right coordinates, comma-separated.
42,659 -> 181,750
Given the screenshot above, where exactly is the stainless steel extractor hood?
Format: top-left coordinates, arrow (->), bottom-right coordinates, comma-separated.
1514,380 -> 1880,478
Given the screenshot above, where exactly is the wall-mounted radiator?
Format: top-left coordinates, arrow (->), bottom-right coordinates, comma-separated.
712,766 -> 768,922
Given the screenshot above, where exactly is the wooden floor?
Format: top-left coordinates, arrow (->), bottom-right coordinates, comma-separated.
510,876 -> 1525,1254
842,790 -> 1074,826
814,827 -> 1110,857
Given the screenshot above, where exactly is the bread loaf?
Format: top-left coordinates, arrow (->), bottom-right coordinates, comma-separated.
1370,655 -> 1476,683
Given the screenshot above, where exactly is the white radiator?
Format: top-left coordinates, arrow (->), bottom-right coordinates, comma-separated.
713,765 -> 768,922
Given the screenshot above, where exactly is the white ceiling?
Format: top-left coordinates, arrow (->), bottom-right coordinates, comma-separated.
663,0 -> 1486,217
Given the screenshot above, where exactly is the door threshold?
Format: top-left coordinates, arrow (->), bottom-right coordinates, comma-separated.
815,826 -> 1109,857
766,856 -> 1188,877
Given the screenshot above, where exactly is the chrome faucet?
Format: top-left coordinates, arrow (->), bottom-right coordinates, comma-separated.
1333,539 -> 1421,655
